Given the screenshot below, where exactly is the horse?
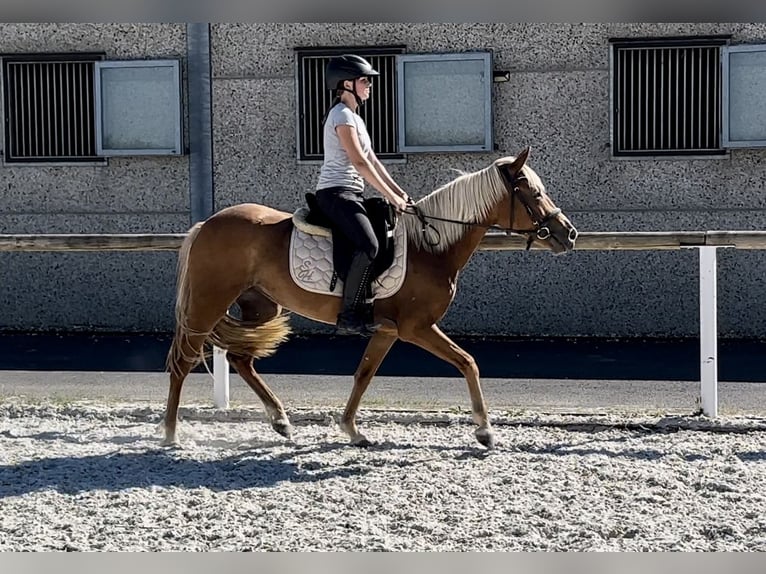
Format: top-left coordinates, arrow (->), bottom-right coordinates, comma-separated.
163,146 -> 578,449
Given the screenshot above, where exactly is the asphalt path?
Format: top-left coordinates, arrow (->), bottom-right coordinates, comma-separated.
0,332 -> 765,416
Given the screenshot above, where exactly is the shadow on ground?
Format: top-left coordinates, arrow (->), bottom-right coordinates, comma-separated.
1,332 -> 766,382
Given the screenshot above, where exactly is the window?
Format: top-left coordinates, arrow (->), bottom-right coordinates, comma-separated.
2,53 -> 104,163
295,46 -> 404,161
1,54 -> 183,164
723,44 -> 766,148
295,47 -> 495,159
610,37 -> 728,157
94,60 -> 183,156
397,52 -> 494,152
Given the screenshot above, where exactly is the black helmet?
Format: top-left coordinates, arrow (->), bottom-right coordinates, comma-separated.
324,54 -> 379,91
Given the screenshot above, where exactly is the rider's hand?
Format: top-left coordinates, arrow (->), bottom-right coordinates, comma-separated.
394,197 -> 409,213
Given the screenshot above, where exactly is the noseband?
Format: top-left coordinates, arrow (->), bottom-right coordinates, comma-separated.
406,171 -> 562,250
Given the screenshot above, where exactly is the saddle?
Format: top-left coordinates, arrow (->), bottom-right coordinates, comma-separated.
301,192 -> 398,286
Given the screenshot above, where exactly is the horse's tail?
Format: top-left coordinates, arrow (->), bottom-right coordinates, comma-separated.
207,313 -> 291,359
166,222 -> 206,377
166,221 -> 291,377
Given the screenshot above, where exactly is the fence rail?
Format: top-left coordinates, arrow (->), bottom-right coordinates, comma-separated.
3,229 -> 765,418
4,230 -> 766,252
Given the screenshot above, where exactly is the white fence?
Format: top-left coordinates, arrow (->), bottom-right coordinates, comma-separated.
4,230 -> 766,417
207,243 -> 727,417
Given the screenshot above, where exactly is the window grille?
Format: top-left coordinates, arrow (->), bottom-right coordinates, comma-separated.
295,47 -> 404,161
611,38 -> 727,156
2,53 -> 104,163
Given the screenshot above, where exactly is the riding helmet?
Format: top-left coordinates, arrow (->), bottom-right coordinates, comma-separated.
324,54 -> 379,91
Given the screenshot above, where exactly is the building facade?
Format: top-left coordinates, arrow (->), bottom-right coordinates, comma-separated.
1,23 -> 765,338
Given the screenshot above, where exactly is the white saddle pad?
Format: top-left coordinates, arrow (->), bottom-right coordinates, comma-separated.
289,221 -> 407,299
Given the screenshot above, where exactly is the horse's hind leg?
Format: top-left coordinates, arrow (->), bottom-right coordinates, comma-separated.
401,323 -> 494,449
228,354 -> 293,439
165,297 -> 239,445
340,331 -> 397,446
165,276 -> 249,446
164,332 -> 209,446
226,289 -> 293,439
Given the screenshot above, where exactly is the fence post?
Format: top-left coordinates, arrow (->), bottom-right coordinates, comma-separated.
213,346 -> 229,409
699,246 -> 718,417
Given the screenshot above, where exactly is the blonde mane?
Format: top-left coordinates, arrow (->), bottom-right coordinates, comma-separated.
403,158 -> 540,253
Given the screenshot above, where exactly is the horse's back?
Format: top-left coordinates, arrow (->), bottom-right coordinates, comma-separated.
194,202 -> 293,257
211,202 -> 292,226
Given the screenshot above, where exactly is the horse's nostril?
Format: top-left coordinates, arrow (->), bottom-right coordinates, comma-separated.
569,228 -> 579,242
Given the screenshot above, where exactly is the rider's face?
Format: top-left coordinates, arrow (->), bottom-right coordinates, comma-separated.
345,77 -> 372,100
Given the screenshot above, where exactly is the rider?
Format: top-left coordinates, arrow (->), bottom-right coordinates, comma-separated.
315,54 -> 411,336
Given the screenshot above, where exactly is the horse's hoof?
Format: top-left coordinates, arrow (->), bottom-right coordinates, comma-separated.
272,420 -> 294,440
351,437 -> 373,448
475,427 -> 496,450
161,438 -> 182,448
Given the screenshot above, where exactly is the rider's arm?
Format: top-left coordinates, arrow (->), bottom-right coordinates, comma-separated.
336,125 -> 408,211
369,151 -> 410,203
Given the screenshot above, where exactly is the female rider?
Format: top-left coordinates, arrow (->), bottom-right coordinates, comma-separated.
315,54 -> 411,336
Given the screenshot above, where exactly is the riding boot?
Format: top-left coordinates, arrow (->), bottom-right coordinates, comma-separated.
336,252 -> 381,336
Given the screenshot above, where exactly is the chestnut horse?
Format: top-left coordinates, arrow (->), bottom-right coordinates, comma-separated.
163,147 -> 577,449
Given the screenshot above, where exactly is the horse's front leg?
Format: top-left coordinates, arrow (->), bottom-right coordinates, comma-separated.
340,331 -> 397,446
402,323 -> 494,449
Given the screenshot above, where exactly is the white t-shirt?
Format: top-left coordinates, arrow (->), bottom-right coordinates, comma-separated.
316,103 -> 372,192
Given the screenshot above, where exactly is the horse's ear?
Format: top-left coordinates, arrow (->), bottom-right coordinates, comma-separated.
507,146 -> 530,174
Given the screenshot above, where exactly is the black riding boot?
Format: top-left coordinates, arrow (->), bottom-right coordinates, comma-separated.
336,252 -> 381,336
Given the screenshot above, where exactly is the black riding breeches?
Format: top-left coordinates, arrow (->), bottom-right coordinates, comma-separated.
315,186 -> 379,261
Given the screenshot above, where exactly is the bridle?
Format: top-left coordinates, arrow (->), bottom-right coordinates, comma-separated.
404,170 -> 563,250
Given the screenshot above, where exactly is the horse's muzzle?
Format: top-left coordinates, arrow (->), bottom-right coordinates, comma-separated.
548,221 -> 578,254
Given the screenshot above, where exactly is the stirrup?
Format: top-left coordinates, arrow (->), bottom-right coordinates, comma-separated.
336,310 -> 380,336
359,302 -> 382,333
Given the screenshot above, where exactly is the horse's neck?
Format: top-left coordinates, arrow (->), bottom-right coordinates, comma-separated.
441,222 -> 493,275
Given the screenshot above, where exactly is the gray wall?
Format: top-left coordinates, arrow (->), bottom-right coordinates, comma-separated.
2,23 -> 766,338
0,24 -> 187,332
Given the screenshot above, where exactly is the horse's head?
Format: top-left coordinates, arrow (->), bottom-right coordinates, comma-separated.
494,147 -> 578,254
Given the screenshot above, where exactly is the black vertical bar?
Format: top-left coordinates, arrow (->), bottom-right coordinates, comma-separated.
84,62 -> 92,155
187,23 -> 215,223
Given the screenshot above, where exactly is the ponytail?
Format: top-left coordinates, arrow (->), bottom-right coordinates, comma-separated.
321,94 -> 342,126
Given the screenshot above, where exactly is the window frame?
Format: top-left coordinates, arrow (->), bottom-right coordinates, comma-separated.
94,59 -> 184,156
396,51 -> 494,153
722,43 -> 766,149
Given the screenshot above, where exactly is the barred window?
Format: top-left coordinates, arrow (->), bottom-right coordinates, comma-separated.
611,37 -> 727,157
295,46 -> 404,161
2,53 -> 104,163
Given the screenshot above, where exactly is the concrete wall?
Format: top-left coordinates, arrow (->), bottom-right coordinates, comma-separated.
2,23 -> 766,338
0,24 -> 187,332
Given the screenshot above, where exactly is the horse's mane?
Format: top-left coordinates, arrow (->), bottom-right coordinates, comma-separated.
402,158 -> 540,254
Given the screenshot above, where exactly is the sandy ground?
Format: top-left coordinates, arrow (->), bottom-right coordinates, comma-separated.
1,399 -> 765,551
